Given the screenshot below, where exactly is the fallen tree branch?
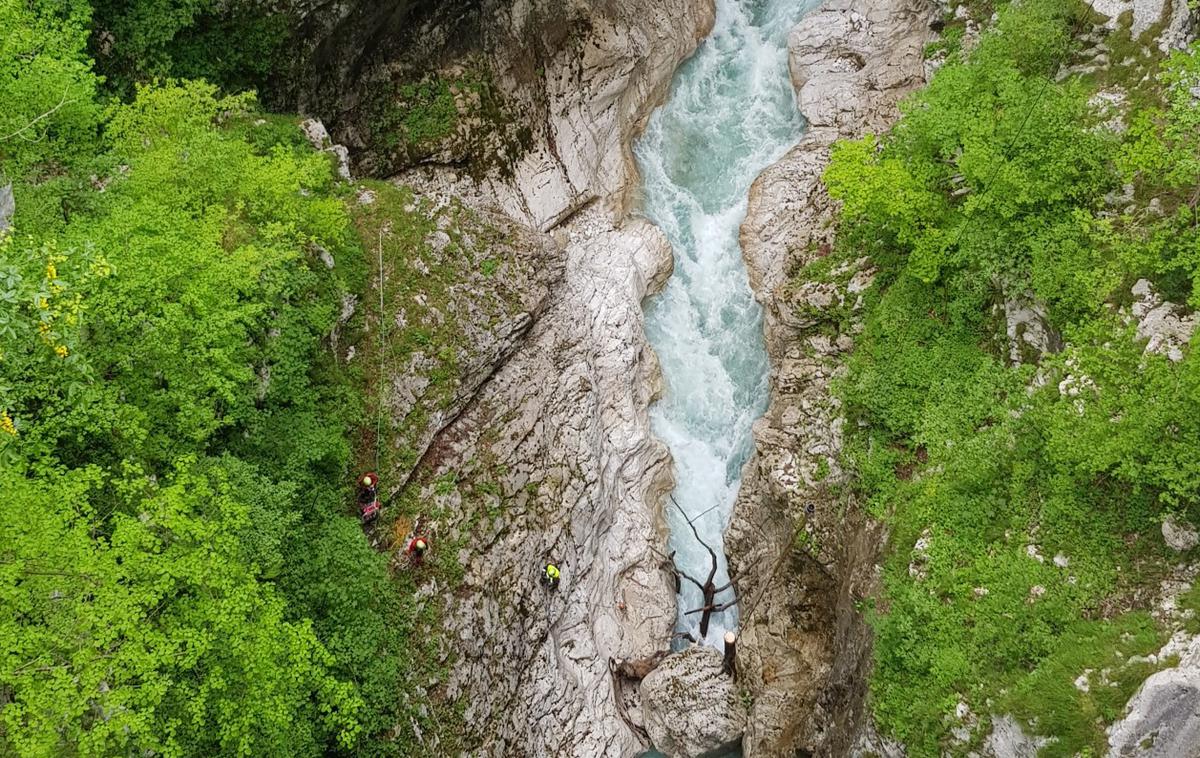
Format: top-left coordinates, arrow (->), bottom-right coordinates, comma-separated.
1,85 -> 74,142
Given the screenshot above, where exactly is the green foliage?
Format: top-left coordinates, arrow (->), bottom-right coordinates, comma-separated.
0,0 -> 101,175
822,0 -> 1200,751
89,0 -> 291,96
0,0 -> 105,233
0,61 -> 414,756
0,463 -> 362,757
1119,47 -> 1200,306
1001,613 -> 1161,756
826,0 -> 1115,302
369,77 -> 463,156
397,80 -> 459,145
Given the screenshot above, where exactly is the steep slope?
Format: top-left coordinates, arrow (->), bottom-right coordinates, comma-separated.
724,0 -> 934,754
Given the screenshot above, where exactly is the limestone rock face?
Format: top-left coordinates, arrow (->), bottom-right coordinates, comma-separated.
726,0 -> 933,755
1004,295 -> 1062,365
1089,0 -> 1196,51
1108,635 -> 1200,756
983,715 -> 1054,758
298,118 -> 353,181
402,205 -> 679,756
1132,279 -> 1196,363
1162,516 -> 1200,552
292,0 -> 715,231
335,0 -> 718,751
0,183 -> 13,232
476,0 -> 717,229
639,646 -> 746,758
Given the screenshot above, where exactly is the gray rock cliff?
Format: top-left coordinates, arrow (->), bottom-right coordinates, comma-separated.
348,0 -> 719,752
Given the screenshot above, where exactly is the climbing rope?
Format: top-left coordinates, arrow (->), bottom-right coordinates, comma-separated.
375,227 -> 385,475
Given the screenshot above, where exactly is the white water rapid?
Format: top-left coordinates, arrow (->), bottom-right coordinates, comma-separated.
635,0 -> 820,645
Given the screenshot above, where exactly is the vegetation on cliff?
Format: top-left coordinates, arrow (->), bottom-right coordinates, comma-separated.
822,0 -> 1200,752
0,2 -> 469,754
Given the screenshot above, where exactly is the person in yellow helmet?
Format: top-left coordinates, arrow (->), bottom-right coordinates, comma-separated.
542,562 -> 561,590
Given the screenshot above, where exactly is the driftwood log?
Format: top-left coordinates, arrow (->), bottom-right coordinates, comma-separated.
611,650 -> 670,681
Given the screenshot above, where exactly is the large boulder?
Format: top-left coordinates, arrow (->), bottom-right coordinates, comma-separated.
1108,634 -> 1200,756
640,646 -> 746,757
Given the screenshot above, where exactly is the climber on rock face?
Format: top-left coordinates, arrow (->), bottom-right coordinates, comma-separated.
542,562 -> 561,590
407,536 -> 429,566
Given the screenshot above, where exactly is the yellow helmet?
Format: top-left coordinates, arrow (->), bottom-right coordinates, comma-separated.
546,564 -> 560,579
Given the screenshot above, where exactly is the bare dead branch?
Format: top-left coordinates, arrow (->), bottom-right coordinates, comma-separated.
1,85 -> 75,142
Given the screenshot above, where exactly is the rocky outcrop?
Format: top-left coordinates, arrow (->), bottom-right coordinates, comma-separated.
290,0 -> 714,231
0,183 -> 13,232
1131,278 -> 1196,364
1108,631 -> 1200,755
725,0 -> 934,754
639,646 -> 746,757
1004,294 -> 1063,365
1091,0 -> 1196,51
351,184 -> 562,492
339,0 -> 720,751
407,207 -> 678,755
299,118 -> 353,180
1163,516 -> 1200,552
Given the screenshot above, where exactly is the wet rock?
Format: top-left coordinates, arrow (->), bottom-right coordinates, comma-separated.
1108,635 -> 1200,756
640,646 -> 746,758
384,0 -> 717,231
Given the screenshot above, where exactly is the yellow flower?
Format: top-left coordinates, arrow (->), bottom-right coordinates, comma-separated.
0,411 -> 15,437
38,322 -> 50,334
54,345 -> 68,358
45,263 -> 57,281
37,297 -> 48,309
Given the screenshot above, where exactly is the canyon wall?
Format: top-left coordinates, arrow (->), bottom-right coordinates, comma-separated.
329,0 -> 720,753
288,0 -> 714,230
726,0 -> 934,754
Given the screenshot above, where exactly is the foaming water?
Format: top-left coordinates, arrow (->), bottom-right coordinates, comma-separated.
635,0 -> 819,644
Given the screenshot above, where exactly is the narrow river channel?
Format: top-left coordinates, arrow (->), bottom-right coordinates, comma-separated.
634,0 -> 820,644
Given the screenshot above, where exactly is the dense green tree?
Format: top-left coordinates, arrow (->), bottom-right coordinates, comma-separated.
1,8 -> 417,754
90,0 -> 292,96
0,462 -> 363,756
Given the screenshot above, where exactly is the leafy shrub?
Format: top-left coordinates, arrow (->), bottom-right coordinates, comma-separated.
823,0 -> 1200,751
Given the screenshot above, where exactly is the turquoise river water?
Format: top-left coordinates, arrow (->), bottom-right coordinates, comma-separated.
634,0 -> 820,644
